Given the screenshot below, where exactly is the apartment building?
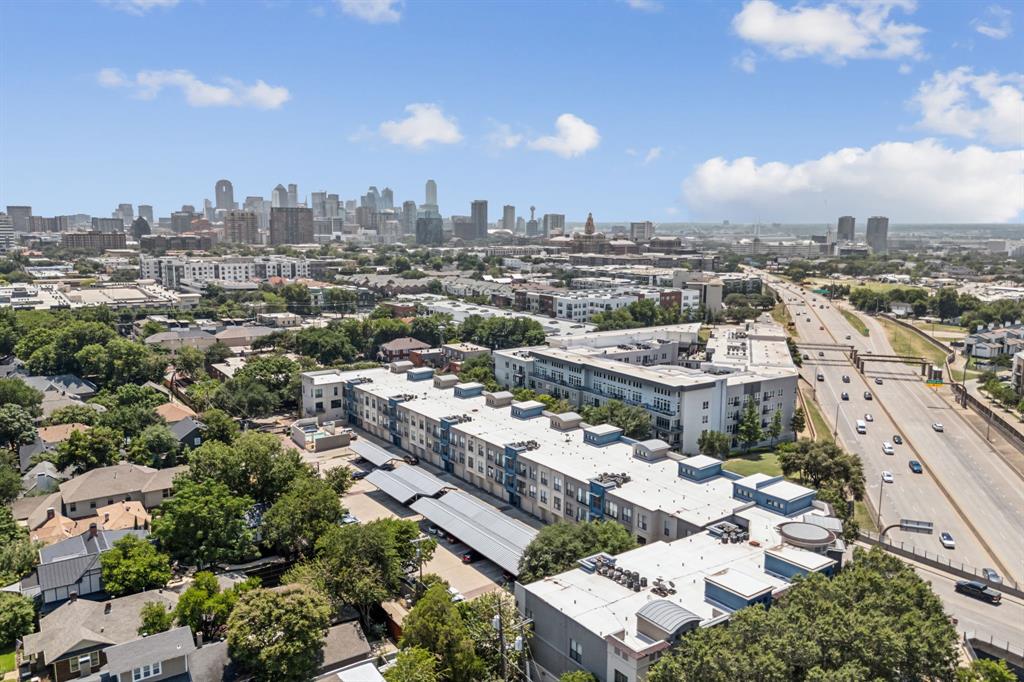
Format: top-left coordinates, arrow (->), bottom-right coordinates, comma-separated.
60,231 -> 127,252
139,255 -> 311,289
514,287 -> 701,323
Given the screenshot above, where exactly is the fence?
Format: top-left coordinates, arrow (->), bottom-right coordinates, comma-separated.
858,530 -> 1023,599
963,631 -> 1024,671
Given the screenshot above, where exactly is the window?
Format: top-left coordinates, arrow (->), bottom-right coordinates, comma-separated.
615,672 -> 629,682
69,503 -> 77,512
133,662 -> 163,681
69,651 -> 101,673
569,639 -> 583,663
330,399 -> 342,409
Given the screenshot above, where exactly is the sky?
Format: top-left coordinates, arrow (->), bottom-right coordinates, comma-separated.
0,0 -> 1022,225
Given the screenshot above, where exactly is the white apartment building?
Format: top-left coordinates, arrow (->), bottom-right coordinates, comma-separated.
139,255 -> 311,289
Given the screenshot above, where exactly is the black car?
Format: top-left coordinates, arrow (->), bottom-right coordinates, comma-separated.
841,392 -> 849,401
893,434 -> 903,444
864,391 -> 872,400
352,469 -> 370,480
955,580 -> 1002,604
842,375 -> 850,383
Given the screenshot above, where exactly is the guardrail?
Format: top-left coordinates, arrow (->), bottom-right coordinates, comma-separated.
962,630 -> 1024,665
858,530 -> 1023,599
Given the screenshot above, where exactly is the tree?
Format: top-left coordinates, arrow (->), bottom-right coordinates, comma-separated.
957,659 -> 1016,682
400,584 -> 483,682
790,407 -> 806,435
384,647 -> 439,682
323,465 -> 353,496
186,431 -> 307,505
262,476 -> 344,558
462,590 -> 530,679
100,534 -> 173,597
152,479 -> 256,568
560,673 -> 599,682
518,521 -> 636,584
53,426 -> 122,473
697,430 -> 731,459
0,404 -> 36,452
736,398 -> 763,452
0,458 -> 20,505
648,547 -> 958,682
173,571 -> 259,640
174,346 -> 207,382
46,403 -> 100,426
767,408 -> 783,445
227,586 -> 331,682
138,601 -> 174,636
0,592 -> 35,646
0,507 -> 38,584
204,341 -> 233,366
579,400 -> 651,440
0,377 -> 44,417
129,424 -> 181,468
777,439 -> 865,501
200,408 -> 239,444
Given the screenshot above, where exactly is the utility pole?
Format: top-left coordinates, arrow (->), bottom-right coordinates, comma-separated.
876,474 -> 885,530
833,401 -> 840,437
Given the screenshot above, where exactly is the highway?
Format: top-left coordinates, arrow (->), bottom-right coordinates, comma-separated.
767,277 -> 1024,586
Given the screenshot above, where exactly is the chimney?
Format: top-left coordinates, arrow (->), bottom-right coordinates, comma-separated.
103,512 -> 110,523
88,522 -> 98,538
46,507 -> 55,520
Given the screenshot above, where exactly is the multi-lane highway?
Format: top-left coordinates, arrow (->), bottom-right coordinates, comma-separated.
767,276 -> 1024,586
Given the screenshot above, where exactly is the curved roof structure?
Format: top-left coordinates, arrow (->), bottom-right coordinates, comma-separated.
636,599 -> 701,635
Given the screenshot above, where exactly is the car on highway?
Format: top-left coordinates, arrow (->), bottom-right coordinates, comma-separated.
842,375 -> 850,383
955,580 -> 1002,604
982,568 -> 1003,585
856,419 -> 867,434
893,434 -> 903,444
932,422 -> 944,432
816,372 -> 825,381
908,460 -> 923,473
881,471 -> 894,484
939,532 -> 956,549
807,317 -> 812,322
819,326 -> 824,330
864,391 -> 872,400
841,392 -> 849,400
845,335 -> 851,340
874,378 -> 883,385
818,351 -> 824,357
802,353 -> 809,360
882,442 -> 894,455
864,413 -> 873,422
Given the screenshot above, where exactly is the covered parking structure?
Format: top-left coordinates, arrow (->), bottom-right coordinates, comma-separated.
351,440 -> 398,468
365,465 -> 448,505
411,491 -> 538,576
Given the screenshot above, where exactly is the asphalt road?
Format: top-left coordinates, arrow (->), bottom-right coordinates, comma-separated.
768,278 -> 1024,586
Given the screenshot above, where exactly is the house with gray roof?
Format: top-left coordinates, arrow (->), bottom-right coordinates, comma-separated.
37,526 -> 149,606
59,462 -> 186,519
169,417 -> 204,450
79,626 -> 196,682
21,588 -> 179,682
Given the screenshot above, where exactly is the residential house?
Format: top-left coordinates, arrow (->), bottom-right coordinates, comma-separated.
19,422 -> 92,471
377,336 -> 431,363
84,626 -> 197,682
170,417 -> 204,450
36,527 -> 150,605
213,325 -> 275,349
22,460 -> 66,494
32,502 -> 152,546
19,373 -> 99,401
964,324 -> 1024,360
154,402 -> 197,425
316,622 -> 374,677
144,329 -> 217,352
59,463 -> 186,520
22,588 -> 179,682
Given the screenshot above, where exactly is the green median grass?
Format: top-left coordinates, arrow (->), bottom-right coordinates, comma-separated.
841,308 -> 870,337
877,316 -> 948,368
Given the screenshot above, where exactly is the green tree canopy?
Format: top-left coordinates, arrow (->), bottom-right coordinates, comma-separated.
99,534 -> 173,597
697,430 -> 731,459
0,377 -> 44,417
518,521 -> 637,584
200,408 -> 239,444
152,479 -> 256,568
129,424 -> 181,469
262,476 -> 344,558
0,403 -> 36,452
53,426 -> 123,473
45,404 -> 100,426
384,647 -> 439,682
173,570 -> 259,641
138,601 -> 174,637
579,400 -> 651,440
0,592 -> 35,646
186,431 -> 308,505
736,397 -> 763,452
400,584 -> 483,682
0,507 -> 38,584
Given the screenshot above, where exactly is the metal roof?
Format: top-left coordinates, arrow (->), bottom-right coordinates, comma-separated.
104,627 -> 196,674
350,440 -> 396,467
364,466 -> 446,504
410,491 -> 537,575
636,599 -> 701,635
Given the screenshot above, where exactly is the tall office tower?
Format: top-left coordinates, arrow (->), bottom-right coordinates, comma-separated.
415,216 -> 444,245
92,217 -> 125,233
131,216 -> 151,240
181,204 -> 196,214
115,203 -> 134,225
6,206 -> 31,232
345,200 -> 356,212
451,216 -> 476,240
526,206 -> 539,237
325,194 -> 341,219
269,207 -> 314,245
138,205 -> 154,226
364,187 -> 382,211
542,213 -> 566,237
837,215 -> 855,242
381,187 -> 394,210
170,212 -> 194,233
630,221 -> 655,241
355,206 -> 373,229
272,184 -> 287,208
203,199 -> 215,221
503,205 -> 515,232
311,192 -> 327,218
866,216 -> 889,254
287,184 -> 298,209
516,216 -> 525,233
215,179 -> 235,210
402,201 -> 417,235
471,200 -> 488,239
425,179 -> 437,207
224,210 -> 260,244
0,214 -> 14,251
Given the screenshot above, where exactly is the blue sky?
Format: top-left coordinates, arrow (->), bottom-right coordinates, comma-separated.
1,0 -> 1021,224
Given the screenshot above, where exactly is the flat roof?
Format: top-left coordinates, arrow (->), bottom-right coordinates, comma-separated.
705,568 -> 775,599
364,465 -> 446,504
765,545 -> 835,572
680,454 -> 722,469
761,479 -> 816,502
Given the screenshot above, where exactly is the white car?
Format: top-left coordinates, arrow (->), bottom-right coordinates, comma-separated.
881,471 -> 894,484
864,413 -> 874,422
939,532 -> 955,549
932,422 -> 944,432
881,442 -> 894,455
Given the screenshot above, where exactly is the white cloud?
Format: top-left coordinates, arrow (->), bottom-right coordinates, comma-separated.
913,67 -> 1024,147
734,50 -> 758,73
528,113 -> 600,158
624,0 -> 662,12
486,122 -> 524,151
682,139 -> 1024,223
99,0 -> 179,15
972,5 -> 1012,39
732,0 -> 926,64
378,103 -> 462,148
643,147 -> 663,164
97,69 -> 290,109
338,0 -> 401,23
898,63 -> 912,75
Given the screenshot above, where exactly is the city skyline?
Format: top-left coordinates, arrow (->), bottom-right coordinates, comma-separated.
0,0 -> 1021,224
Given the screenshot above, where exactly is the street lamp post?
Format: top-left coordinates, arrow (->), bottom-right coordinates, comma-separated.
833,401 -> 840,436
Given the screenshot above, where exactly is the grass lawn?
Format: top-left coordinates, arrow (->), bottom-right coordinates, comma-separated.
877,317 -> 948,367
723,452 -> 783,477
910,320 -> 967,337
808,278 -> 918,294
840,308 -> 870,337
771,303 -> 798,338
800,388 -> 835,443
698,326 -> 711,343
855,500 -> 877,532
0,647 -> 14,674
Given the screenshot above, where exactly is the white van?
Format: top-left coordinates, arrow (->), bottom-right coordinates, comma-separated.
856,419 -> 867,434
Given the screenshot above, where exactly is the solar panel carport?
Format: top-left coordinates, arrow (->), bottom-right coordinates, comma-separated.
365,466 -> 448,504
411,491 -> 538,575
350,440 -> 397,468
